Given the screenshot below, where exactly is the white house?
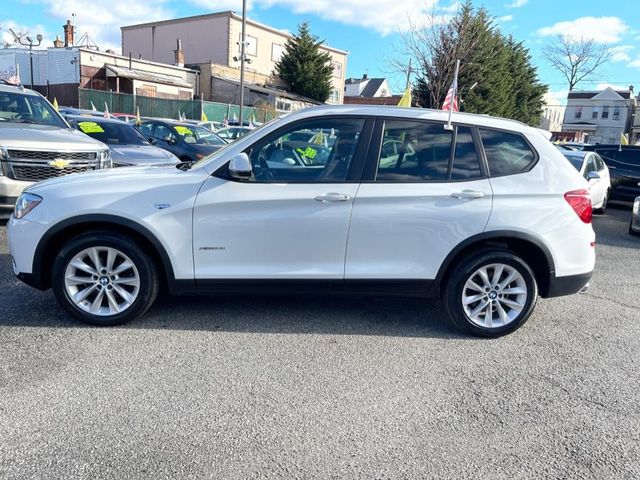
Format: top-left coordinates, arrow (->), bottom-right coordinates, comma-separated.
539,93 -> 565,134
344,74 -> 392,98
561,87 -> 635,144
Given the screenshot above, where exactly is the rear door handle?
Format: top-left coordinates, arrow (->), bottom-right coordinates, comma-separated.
451,190 -> 486,199
314,192 -> 352,203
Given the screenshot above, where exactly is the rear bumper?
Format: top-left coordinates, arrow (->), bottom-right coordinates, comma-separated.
544,271 -> 593,298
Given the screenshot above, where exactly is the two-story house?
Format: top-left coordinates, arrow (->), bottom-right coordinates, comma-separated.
121,11 -> 347,110
561,87 -> 635,144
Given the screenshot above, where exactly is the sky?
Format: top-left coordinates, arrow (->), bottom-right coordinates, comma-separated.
1,0 -> 639,105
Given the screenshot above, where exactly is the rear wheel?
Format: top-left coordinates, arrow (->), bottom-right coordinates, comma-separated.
52,232 -> 159,326
594,189 -> 609,214
442,250 -> 538,337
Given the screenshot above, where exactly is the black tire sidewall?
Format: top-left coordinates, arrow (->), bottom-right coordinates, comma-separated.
52,232 -> 158,326
443,250 -> 538,337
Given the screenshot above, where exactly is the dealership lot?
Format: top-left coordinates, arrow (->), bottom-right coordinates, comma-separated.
0,207 -> 638,479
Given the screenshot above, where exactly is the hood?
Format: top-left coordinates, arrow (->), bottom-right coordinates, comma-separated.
110,144 -> 179,166
0,123 -> 107,151
28,164 -> 187,192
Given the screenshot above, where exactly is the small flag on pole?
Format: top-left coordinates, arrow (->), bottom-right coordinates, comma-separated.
91,101 -> 97,111
201,109 -> 208,122
52,97 -> 59,111
135,106 -> 141,125
441,79 -> 459,112
5,64 -> 20,86
104,102 -> 110,118
397,85 -> 412,107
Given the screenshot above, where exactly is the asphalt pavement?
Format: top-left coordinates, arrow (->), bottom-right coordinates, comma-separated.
0,207 -> 639,479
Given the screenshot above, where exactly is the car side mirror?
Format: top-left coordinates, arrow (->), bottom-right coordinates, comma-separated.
229,152 -> 252,180
148,137 -> 156,145
587,171 -> 601,181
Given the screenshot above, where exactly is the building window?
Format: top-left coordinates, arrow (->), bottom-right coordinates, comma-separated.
238,34 -> 258,56
272,43 -> 285,62
276,98 -> 292,112
328,89 -> 340,103
331,61 -> 342,78
613,106 -> 621,120
574,106 -> 582,119
602,106 -> 609,119
592,109 -> 598,119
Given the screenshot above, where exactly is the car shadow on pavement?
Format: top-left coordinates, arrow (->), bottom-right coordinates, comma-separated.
0,254 -> 464,339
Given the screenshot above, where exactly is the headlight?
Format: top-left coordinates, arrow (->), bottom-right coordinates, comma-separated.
98,150 -> 112,169
14,192 -> 42,219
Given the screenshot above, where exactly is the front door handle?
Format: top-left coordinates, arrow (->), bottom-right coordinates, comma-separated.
451,190 -> 486,199
314,192 -> 352,203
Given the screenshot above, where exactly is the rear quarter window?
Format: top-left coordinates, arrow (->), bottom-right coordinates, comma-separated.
479,129 -> 536,177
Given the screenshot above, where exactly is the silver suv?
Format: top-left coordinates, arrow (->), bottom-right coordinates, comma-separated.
0,81 -> 111,216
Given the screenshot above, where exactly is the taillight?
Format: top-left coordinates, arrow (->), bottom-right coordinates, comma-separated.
564,189 -> 592,223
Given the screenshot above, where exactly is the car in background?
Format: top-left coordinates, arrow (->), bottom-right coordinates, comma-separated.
583,145 -> 640,204
136,120 -> 227,163
630,196 -> 640,236
554,142 -> 591,151
215,126 -> 253,142
65,115 -> 179,167
58,107 -> 105,118
111,113 -> 138,124
198,121 -> 224,132
0,81 -> 110,217
561,150 -> 611,213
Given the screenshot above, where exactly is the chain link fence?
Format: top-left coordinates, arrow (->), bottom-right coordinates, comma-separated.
78,89 -> 276,123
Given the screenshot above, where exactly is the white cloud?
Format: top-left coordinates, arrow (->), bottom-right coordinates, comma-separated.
188,0 -> 455,36
545,90 -> 568,106
21,0 -> 174,53
610,45 -> 633,62
497,15 -> 513,23
505,0 -> 527,8
628,57 -> 640,68
537,17 -> 629,44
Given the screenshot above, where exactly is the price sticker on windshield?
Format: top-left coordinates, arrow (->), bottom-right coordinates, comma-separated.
296,146 -> 317,159
174,126 -> 193,136
77,122 -> 104,134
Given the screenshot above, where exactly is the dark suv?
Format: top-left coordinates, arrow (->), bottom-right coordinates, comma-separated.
583,145 -> 640,203
136,120 -> 226,163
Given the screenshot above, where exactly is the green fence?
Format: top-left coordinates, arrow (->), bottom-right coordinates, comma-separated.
78,89 -> 275,123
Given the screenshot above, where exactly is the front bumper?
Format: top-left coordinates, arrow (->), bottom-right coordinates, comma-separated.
544,271 -> 593,298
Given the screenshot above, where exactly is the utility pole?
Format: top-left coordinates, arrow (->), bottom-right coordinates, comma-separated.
239,0 -> 247,127
10,29 -> 42,89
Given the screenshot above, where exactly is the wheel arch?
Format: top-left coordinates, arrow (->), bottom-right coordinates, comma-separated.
31,214 -> 181,292
435,231 -> 556,298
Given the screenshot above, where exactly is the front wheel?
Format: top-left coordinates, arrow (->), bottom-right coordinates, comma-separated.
52,232 -> 159,326
442,250 -> 538,337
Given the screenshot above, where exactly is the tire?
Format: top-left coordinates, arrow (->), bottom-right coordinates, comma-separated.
630,220 -> 640,236
594,189 -> 609,214
52,232 -> 159,326
442,250 -> 538,337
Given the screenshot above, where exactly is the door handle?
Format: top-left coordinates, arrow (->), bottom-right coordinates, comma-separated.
314,192 -> 352,203
451,190 -> 486,199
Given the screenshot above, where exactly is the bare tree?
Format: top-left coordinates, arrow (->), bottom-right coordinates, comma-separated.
544,36 -> 611,91
387,2 -> 492,108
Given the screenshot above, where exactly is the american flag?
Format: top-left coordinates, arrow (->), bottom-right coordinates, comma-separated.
441,79 -> 459,112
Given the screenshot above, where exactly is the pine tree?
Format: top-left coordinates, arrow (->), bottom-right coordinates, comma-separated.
275,22 -> 334,103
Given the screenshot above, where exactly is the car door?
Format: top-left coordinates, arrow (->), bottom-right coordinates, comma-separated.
192,116 -> 372,280
584,153 -> 605,205
345,119 -> 492,280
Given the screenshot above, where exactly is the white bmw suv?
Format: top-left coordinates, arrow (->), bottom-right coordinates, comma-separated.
7,106 -> 595,337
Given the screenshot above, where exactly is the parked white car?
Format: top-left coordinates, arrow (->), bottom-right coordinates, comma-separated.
630,196 -> 640,236
7,105 -> 595,337
561,150 -> 611,213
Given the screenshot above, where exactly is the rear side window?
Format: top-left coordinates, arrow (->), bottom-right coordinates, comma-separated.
375,121 -> 482,182
479,129 -> 536,176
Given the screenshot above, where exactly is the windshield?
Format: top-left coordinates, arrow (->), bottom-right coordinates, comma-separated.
174,125 -> 226,145
0,90 -> 67,127
75,120 -> 148,146
563,154 -> 584,171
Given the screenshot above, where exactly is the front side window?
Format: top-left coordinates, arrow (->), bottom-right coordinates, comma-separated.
479,129 -> 536,176
154,124 -> 176,142
242,118 -> 365,183
0,91 -> 66,128
375,121 -> 482,182
174,125 -> 225,145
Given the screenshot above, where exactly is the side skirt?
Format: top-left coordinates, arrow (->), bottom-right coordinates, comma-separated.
170,279 -> 438,298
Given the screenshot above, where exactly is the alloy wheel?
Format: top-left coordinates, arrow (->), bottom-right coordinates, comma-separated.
461,263 -> 528,328
64,246 -> 141,316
